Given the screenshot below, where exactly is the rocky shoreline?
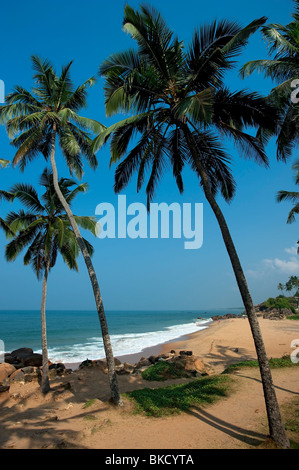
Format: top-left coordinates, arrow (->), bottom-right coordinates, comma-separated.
0,347 -> 213,397
211,304 -> 297,321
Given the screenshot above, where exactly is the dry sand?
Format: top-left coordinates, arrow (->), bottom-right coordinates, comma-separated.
0,317 -> 298,449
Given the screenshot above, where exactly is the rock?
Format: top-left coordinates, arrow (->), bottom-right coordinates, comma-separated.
170,350 -> 176,355
49,363 -> 66,376
0,363 -> 16,382
135,357 -> 151,369
123,362 -> 135,374
169,354 -> 212,376
148,354 -> 169,364
4,354 -> 15,364
211,313 -> 243,321
79,357 -> 121,372
0,379 -> 10,393
179,350 -> 193,356
23,353 -> 43,367
21,366 -> 35,374
10,369 -> 25,383
148,355 -> 159,364
11,348 -> 33,361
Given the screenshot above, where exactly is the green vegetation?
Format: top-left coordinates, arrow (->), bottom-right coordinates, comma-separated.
83,399 -> 98,409
264,297 -> 296,313
287,315 -> 299,320
223,356 -> 299,374
126,375 -> 231,417
141,361 -> 190,381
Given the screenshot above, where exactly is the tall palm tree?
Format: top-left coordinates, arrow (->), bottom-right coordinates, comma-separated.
95,4 -> 289,447
0,57 -> 122,404
3,168 -> 96,393
277,160 -> 299,223
240,0 -> 299,160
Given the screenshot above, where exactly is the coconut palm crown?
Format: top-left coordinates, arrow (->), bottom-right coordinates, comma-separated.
4,168 -> 96,276
240,0 -> 299,160
95,4 -> 279,210
277,159 -> 299,224
0,56 -> 104,176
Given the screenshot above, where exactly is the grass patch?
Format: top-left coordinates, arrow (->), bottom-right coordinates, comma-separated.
222,355 -> 299,374
125,375 -> 231,417
141,361 -> 190,381
83,399 -> 98,409
287,315 -> 299,320
83,414 -> 97,421
281,398 -> 299,448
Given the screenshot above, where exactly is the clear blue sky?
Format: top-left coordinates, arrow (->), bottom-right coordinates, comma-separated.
0,0 -> 298,311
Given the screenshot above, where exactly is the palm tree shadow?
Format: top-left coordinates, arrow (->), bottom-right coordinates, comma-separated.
187,406 -> 267,447
236,373 -> 299,396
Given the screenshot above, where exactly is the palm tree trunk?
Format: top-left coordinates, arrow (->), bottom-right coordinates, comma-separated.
41,256 -> 50,394
184,128 -> 289,448
49,123 -> 122,406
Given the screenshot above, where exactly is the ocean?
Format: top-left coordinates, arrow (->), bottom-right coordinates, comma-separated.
0,308 -> 244,364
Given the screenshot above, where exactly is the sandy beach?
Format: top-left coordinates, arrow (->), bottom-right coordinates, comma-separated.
0,317 -> 298,449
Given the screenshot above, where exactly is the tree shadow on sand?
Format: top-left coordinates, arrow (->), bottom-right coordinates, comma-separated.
187,406 -> 267,447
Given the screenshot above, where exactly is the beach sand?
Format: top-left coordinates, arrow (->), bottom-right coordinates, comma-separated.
1,317 -> 298,449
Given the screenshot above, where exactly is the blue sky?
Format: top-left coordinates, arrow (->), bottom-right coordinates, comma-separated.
0,0 -> 298,311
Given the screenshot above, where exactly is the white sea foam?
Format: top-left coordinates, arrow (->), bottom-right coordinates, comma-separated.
44,318 -> 212,364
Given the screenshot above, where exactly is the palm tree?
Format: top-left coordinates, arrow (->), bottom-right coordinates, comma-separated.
277,160 -> 299,223
0,159 -> 9,167
0,57 -> 122,405
95,4 -> 289,447
3,168 -> 96,393
240,0 -> 299,160
277,282 -> 285,294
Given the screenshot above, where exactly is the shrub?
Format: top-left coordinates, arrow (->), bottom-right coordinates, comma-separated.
141,361 -> 189,381
264,297 -> 295,312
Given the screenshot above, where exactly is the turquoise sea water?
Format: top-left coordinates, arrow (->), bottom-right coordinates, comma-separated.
0,308 -> 244,363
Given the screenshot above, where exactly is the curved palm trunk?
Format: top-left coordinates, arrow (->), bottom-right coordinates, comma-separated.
41,256 -> 50,394
49,124 -> 122,406
184,128 -> 289,448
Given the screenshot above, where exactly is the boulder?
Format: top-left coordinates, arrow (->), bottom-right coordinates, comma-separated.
179,350 -> 193,356
23,353 -> 43,367
10,369 -> 25,383
211,313 -> 243,321
49,363 -> 66,376
11,348 -> 33,361
169,354 -> 212,376
4,354 -> 15,364
0,363 -> 16,382
148,354 -> 169,364
123,362 -> 135,374
135,357 -> 151,369
0,379 -> 10,393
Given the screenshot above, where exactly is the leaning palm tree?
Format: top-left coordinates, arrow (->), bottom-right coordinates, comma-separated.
0,57 -> 122,404
3,168 -> 96,393
277,160 -> 299,223
240,0 -> 299,160
95,5 -> 289,447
